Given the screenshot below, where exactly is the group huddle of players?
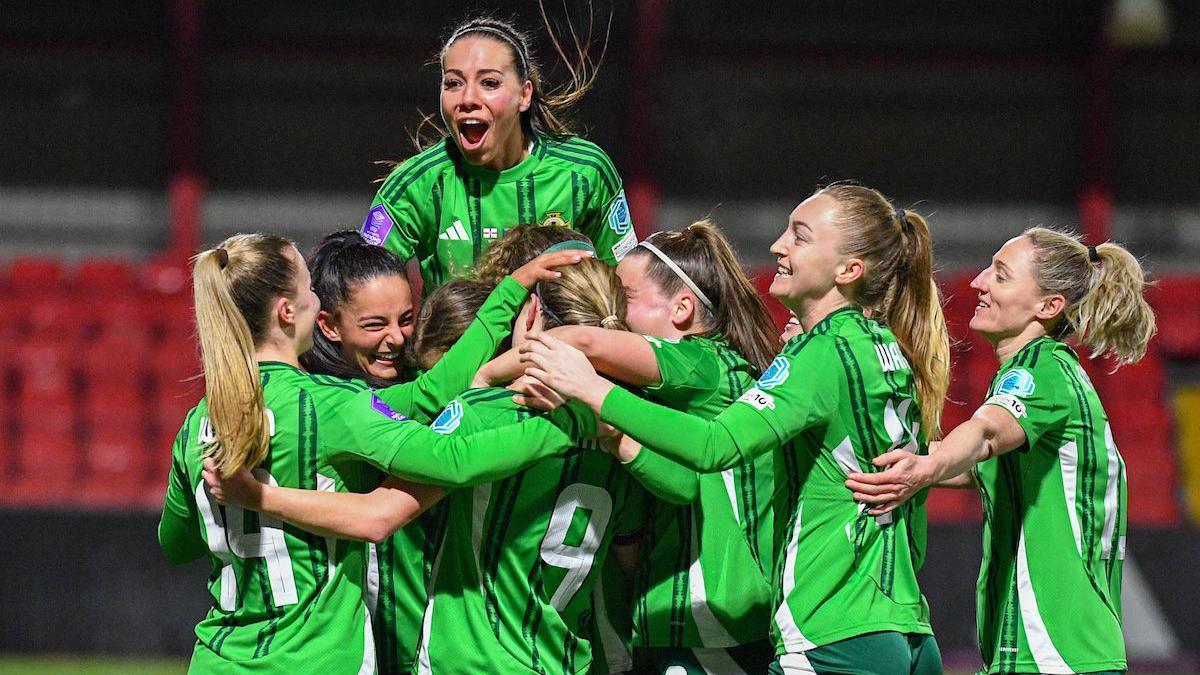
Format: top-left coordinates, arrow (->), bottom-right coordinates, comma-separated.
157,13 -> 1157,675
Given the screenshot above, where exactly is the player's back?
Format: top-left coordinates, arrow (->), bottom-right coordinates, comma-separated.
162,362 -> 381,673
415,388 -> 641,675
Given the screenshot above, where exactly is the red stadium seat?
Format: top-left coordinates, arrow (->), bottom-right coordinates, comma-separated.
1149,276 -> 1200,359
140,256 -> 191,297
13,343 -> 74,404
7,256 -> 65,296
749,265 -> 792,331
74,258 -> 136,295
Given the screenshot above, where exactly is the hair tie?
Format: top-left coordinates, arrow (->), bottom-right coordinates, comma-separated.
890,200 -> 908,228
215,247 -> 230,269
1087,245 -> 1100,263
636,240 -> 715,312
447,25 -> 530,76
600,314 -> 618,327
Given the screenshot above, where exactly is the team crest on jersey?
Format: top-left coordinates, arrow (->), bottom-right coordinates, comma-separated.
606,190 -> 632,235
541,212 -> 570,228
370,395 -> 409,423
361,206 -> 393,246
757,356 -> 790,390
995,368 -> 1035,398
431,400 -> 463,435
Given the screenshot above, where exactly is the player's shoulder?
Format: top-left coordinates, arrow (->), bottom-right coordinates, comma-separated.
536,135 -> 621,187
375,138 -> 457,201
995,338 -> 1076,397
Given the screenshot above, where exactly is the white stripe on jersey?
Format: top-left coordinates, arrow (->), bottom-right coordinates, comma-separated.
591,572 -> 633,673
1101,423 -> 1124,560
688,510 -> 738,648
365,543 -> 380,619
1016,526 -> 1072,673
358,606 -> 376,675
693,647 -> 748,674
776,651 -> 817,674
773,503 -> 816,652
1058,440 -> 1083,556
721,469 -> 741,525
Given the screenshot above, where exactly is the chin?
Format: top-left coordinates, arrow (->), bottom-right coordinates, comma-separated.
367,364 -> 402,381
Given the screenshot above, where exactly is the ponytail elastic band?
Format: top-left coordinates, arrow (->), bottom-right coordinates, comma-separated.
1087,246 -> 1100,263
215,247 -> 229,268
600,314 -> 618,326
636,240 -> 715,312
542,240 -> 596,255
890,200 -> 907,228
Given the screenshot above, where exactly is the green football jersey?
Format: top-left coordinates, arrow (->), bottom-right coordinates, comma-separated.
600,307 -> 933,656
363,135 -> 636,289
973,337 -> 1127,674
158,364 -> 593,672
414,388 -> 645,675
362,274 -> 527,675
633,335 -> 775,649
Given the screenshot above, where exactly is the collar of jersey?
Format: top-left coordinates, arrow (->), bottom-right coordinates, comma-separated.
258,360 -> 302,372
998,335 -> 1061,369
458,137 -> 542,183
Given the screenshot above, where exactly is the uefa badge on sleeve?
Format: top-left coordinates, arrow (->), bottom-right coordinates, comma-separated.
361,206 -> 394,246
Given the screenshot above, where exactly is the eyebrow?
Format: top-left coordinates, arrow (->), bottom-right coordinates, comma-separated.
994,259 -> 1013,274
443,68 -> 506,77
791,220 -> 811,234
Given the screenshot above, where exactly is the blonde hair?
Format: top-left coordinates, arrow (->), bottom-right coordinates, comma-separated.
629,220 -> 781,372
192,233 -> 297,477
536,257 -> 627,331
817,182 -> 950,438
1023,227 -> 1156,366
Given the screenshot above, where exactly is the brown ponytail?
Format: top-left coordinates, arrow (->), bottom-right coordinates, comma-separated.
192,233 -> 297,477
472,224 -> 591,286
410,279 -> 494,370
629,220 -> 781,372
817,182 -> 950,438
1023,227 -> 1156,366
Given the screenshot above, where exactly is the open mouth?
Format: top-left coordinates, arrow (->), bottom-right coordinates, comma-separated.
774,264 -> 791,278
459,119 -> 489,149
371,349 -> 404,367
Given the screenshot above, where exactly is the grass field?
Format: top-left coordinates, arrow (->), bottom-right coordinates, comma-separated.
0,656 -> 187,674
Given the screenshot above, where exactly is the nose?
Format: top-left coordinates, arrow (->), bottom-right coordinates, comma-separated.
769,230 -> 788,258
970,269 -> 987,292
384,325 -> 407,350
460,81 -> 481,110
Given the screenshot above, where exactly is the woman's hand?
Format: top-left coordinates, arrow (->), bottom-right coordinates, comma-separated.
508,373 -> 567,411
781,313 -> 803,342
843,450 -> 938,516
202,457 -> 265,510
520,333 -> 615,412
511,249 -> 593,288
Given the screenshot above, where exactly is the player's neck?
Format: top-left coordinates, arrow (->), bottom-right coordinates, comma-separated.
992,324 -> 1050,364
796,291 -> 852,332
255,339 -> 303,369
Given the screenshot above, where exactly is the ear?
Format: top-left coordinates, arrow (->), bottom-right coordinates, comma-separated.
835,258 -> 865,286
523,295 -> 541,332
671,292 -> 697,330
1035,293 -> 1067,323
518,79 -> 533,113
274,296 -> 294,329
316,309 -> 341,342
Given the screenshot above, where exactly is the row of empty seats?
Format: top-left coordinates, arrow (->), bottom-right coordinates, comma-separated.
0,256 -> 1189,524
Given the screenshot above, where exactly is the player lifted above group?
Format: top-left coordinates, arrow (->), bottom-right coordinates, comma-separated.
158,11 -> 1156,675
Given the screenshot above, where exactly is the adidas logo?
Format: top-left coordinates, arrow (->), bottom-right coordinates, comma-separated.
439,220 -> 470,241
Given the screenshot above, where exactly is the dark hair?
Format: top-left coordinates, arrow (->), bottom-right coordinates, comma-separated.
473,224 -> 591,286
627,221 -> 780,373
410,279 -> 494,371
407,10 -> 608,151
299,230 -> 410,387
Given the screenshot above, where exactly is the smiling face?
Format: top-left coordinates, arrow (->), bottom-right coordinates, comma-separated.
768,194 -> 849,314
440,35 -> 533,170
317,274 -> 414,381
969,235 -> 1060,343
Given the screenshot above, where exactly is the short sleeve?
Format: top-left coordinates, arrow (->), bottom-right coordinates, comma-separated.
573,143 -> 635,265
642,336 -> 720,410
363,163 -> 438,262
731,336 -> 842,444
982,365 -> 1069,451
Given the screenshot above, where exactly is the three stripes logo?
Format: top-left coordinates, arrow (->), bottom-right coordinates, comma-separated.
438,220 -> 471,242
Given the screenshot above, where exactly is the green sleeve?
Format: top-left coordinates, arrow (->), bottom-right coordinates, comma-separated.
158,420 -> 207,564
374,276 -> 530,422
329,391 -> 596,488
623,448 -> 699,505
982,363 -> 1070,451
579,149 -> 636,265
601,338 -> 841,472
643,336 -> 719,410
363,163 -> 438,262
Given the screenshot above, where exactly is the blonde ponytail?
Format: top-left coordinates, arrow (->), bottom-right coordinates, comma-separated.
818,182 -> 950,438
536,257 -> 628,331
1024,227 -> 1156,367
191,233 -> 296,477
